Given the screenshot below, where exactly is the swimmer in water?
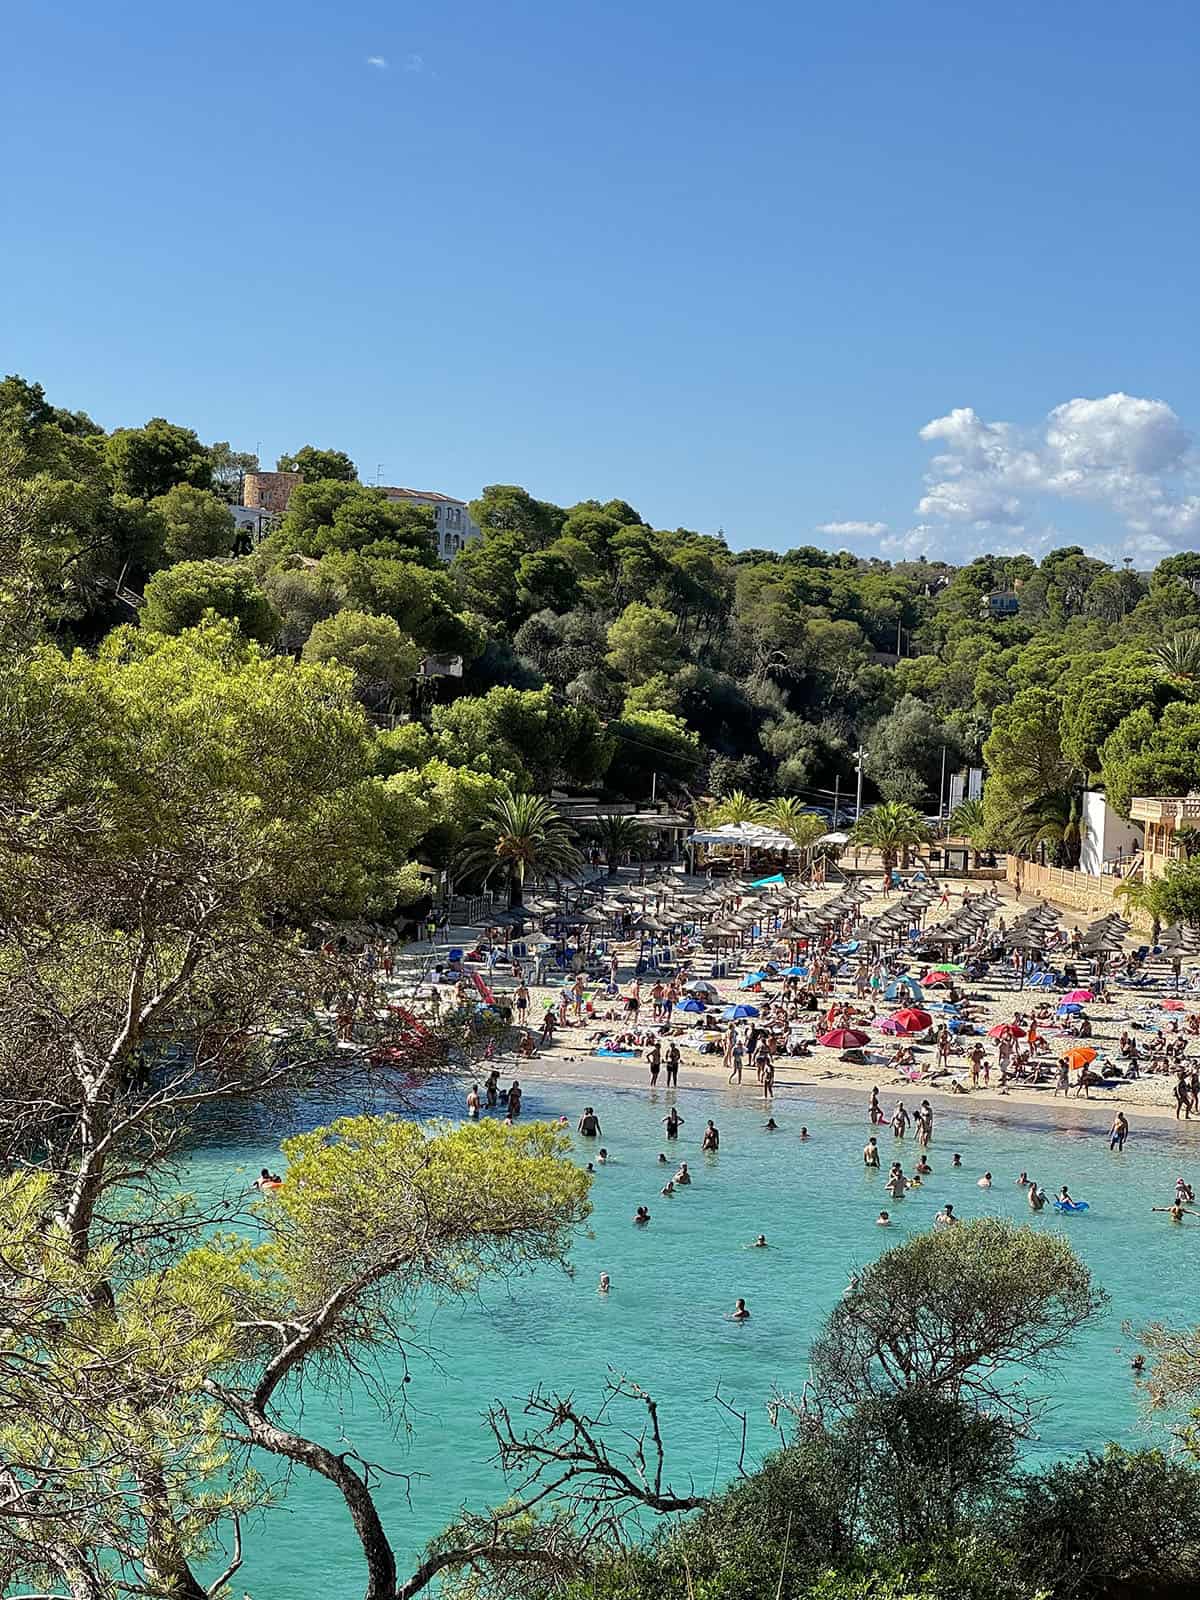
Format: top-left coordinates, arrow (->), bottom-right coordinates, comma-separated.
674,1162 -> 692,1185
863,1137 -> 880,1168
1016,1171 -> 1029,1186
764,1118 -> 779,1131
661,1180 -> 676,1196
1153,1200 -> 1199,1223
915,1155 -> 931,1175
978,1172 -> 992,1189
884,1165 -> 907,1199
254,1168 -> 283,1190
730,1298 -> 750,1320
1028,1184 -> 1047,1211
752,1234 -> 768,1248
597,1273 -> 611,1294
634,1206 -> 651,1225
657,1152 -> 669,1163
935,1203 -> 957,1226
876,1210 -> 891,1226
1131,1354 -> 1145,1373
952,1153 -> 962,1168
597,1148 -> 609,1163
800,1127 -> 809,1140
1058,1185 -> 1074,1206
586,1162 -> 595,1173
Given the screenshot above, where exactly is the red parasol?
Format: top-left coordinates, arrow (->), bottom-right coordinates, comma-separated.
892,1007 -> 932,1032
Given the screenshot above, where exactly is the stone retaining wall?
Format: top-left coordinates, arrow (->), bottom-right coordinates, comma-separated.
1006,857 -> 1152,930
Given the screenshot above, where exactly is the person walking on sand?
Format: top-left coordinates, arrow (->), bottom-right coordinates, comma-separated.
969,1043 -> 985,1089
728,1034 -> 745,1084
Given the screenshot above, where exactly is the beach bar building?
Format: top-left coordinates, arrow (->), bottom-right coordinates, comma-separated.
1130,792 -> 1200,877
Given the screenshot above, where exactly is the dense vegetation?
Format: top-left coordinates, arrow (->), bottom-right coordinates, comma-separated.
10,373 -> 1200,1593
10,372 -> 1200,888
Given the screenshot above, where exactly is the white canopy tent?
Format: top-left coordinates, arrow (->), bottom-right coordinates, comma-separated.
687,822 -> 801,852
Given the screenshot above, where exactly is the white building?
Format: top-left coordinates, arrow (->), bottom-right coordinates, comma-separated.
229,503 -> 279,543
1080,789 -> 1142,877
381,486 -> 480,562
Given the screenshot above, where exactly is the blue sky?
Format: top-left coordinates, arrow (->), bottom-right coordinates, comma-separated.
5,0 -> 1200,563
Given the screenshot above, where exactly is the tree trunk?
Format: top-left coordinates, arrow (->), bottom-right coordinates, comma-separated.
233,1408 -> 398,1600
50,1546 -> 107,1600
508,868 -> 525,910
137,1462 -> 208,1600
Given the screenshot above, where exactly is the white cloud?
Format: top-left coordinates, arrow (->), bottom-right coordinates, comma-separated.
815,520 -> 888,537
1044,393 -> 1188,478
404,52 -> 425,72
366,55 -> 388,67
911,391 -> 1200,561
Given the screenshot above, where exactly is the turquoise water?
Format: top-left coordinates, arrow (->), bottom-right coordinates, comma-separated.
186,1079 -> 1200,1596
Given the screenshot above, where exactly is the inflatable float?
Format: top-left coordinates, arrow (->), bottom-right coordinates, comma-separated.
1053,1199 -> 1089,1213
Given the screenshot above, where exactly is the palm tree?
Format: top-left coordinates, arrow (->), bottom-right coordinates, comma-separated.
454,789 -> 582,908
760,797 -> 826,850
1115,875 -> 1162,944
848,802 -> 930,878
588,813 -> 645,876
948,797 -> 987,844
1153,630 -> 1200,682
709,790 -> 765,826
1010,790 -> 1086,869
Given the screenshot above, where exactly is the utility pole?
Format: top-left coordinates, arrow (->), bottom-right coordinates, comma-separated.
939,745 -> 948,821
651,770 -> 657,804
833,772 -> 840,824
854,746 -> 866,819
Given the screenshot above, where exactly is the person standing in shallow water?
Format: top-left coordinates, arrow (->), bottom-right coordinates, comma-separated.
665,1042 -> 681,1087
646,1040 -> 661,1088
663,1107 -> 684,1140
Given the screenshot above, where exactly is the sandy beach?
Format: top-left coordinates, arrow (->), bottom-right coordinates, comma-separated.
471,875 -> 1200,1132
